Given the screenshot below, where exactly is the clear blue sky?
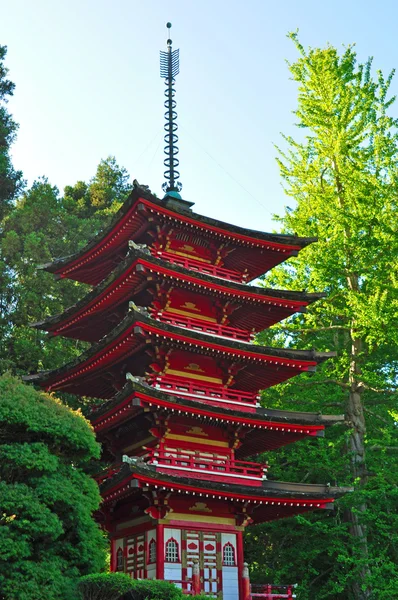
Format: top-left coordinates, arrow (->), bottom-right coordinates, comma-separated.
1,0 -> 398,231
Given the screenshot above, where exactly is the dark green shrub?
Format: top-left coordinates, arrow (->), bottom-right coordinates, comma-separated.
122,579 -> 184,600
0,374 -> 106,600
77,573 -> 134,600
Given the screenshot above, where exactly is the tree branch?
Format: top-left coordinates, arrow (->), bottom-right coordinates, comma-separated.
309,566 -> 334,588
275,325 -> 350,334
364,408 -> 392,425
295,379 -> 350,389
361,384 -> 397,395
369,445 -> 398,452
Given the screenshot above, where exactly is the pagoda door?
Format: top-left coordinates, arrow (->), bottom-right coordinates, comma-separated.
182,530 -> 222,597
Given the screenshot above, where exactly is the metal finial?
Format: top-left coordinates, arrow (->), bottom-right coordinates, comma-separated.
160,22 -> 182,196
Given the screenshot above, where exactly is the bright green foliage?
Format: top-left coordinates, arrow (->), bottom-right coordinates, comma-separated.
0,374 -> 107,599
77,573 -> 134,600
0,157 -> 130,387
247,35 -> 398,600
0,45 -> 23,220
275,33 -> 398,351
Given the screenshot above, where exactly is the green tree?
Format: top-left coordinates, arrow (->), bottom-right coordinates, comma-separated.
0,45 -> 23,220
247,36 -> 397,600
0,157 -> 130,380
0,373 -> 107,599
63,156 -> 130,217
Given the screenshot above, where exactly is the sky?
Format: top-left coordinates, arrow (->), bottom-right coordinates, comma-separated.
1,0 -> 398,231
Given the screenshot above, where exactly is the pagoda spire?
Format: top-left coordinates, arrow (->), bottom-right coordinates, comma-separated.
160,22 -> 182,197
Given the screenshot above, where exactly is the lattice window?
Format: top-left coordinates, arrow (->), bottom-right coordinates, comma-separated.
116,547 -> 124,571
165,537 -> 179,562
223,542 -> 236,566
148,538 -> 156,564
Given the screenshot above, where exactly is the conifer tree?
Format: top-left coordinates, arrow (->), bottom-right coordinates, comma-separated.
0,45 -> 23,220
0,158 -> 130,379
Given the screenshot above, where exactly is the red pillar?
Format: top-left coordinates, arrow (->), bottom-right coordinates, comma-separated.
236,530 -> 245,599
156,524 -> 164,580
192,558 -> 201,595
242,562 -> 251,600
110,537 -> 116,572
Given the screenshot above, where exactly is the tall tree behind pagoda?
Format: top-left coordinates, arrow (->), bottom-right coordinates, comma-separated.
0,44 -> 23,379
0,157 -> 130,378
251,36 -> 398,600
0,45 -> 23,220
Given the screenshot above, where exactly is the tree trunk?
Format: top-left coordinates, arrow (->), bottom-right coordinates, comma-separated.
345,330 -> 371,599
333,164 -> 372,599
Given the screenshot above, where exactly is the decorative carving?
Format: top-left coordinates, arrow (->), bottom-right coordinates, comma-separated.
125,372 -> 146,386
143,489 -> 171,520
185,426 -> 208,437
128,240 -> 150,254
236,511 -> 253,527
180,301 -> 201,313
129,302 -> 150,318
189,502 -> 212,513
185,363 -> 205,373
205,543 -> 215,551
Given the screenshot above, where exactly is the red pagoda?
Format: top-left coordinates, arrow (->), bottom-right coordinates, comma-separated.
26,24 -> 349,600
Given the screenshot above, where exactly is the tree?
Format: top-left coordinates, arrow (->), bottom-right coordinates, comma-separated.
0,373 -> 107,599
0,45 -> 23,220
0,157 -> 130,383
247,36 -> 398,600
63,156 -> 131,218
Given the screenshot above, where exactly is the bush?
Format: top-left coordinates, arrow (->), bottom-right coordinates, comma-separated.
77,573 -> 134,600
0,374 -> 106,600
78,576 -> 187,600
121,579 -> 184,600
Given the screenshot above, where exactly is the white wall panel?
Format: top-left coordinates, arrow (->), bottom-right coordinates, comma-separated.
221,533 -> 238,600
222,567 -> 239,600
164,528 -> 182,546
164,563 -> 182,586
114,537 -> 124,553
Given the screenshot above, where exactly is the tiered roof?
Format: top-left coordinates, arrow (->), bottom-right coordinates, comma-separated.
33,244 -> 323,342
26,181 -> 349,519
91,377 -> 343,454
40,183 -> 317,285
98,460 -> 349,523
25,306 -> 332,397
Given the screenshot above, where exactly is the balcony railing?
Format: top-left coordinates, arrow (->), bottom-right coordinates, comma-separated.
151,248 -> 245,283
148,374 -> 259,409
250,584 -> 297,599
144,448 -> 267,484
150,309 -> 253,342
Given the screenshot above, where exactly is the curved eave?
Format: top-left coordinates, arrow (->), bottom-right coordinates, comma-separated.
90,378 -> 343,434
90,379 -> 346,454
32,246 -> 324,340
99,462 -> 351,516
39,182 -> 316,281
23,308 -> 334,396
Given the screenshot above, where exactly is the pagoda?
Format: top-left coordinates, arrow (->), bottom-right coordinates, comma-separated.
26,24 -> 349,600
